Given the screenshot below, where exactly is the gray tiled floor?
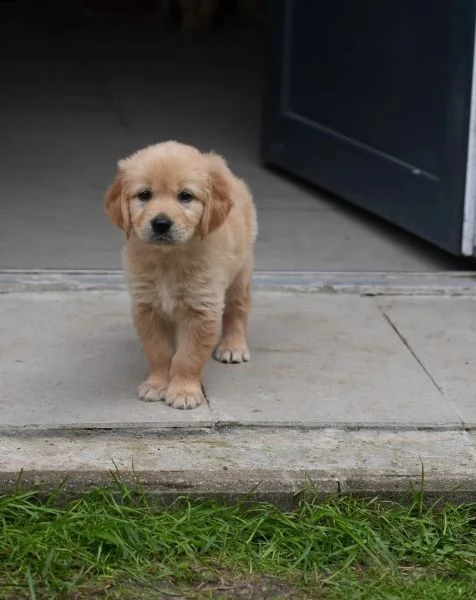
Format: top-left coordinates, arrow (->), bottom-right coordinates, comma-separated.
0,4 -> 462,271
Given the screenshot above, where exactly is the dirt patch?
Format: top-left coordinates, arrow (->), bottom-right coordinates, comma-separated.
191,573 -> 306,599
60,572 -> 310,600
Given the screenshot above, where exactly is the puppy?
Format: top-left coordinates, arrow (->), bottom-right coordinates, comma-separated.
105,141 -> 257,409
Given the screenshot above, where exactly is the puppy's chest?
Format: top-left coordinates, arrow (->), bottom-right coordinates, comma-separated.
154,282 -> 182,318
140,271 -> 213,318
148,273 -> 185,318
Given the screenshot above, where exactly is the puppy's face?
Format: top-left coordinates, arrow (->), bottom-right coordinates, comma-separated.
105,142 -> 233,247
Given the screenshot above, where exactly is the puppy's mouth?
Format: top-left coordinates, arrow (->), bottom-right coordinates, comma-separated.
142,219 -> 186,246
149,233 -> 176,245
142,215 -> 180,246
146,229 -> 186,246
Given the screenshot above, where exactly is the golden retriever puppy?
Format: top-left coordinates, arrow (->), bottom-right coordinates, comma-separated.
105,141 -> 257,409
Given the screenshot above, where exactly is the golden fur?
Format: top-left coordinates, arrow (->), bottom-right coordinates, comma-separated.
105,141 -> 257,409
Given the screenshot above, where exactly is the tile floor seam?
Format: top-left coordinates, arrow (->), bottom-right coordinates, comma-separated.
379,308 -> 466,429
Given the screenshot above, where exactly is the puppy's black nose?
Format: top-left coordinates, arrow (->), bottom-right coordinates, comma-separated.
151,215 -> 172,234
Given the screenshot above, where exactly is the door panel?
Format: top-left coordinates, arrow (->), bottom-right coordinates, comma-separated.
262,0 -> 476,254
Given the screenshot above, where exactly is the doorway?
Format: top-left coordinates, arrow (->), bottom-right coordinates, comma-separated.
0,0 -> 466,271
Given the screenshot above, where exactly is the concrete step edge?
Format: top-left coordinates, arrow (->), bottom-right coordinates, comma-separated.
2,428 -> 475,503
1,269 -> 476,295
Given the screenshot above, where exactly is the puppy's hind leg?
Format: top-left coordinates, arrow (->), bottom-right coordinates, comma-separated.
214,267 -> 252,364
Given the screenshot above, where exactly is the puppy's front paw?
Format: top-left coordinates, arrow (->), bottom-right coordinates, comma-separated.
214,339 -> 250,364
164,381 -> 205,410
138,377 -> 168,402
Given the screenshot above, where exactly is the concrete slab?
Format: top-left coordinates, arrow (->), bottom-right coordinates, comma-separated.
379,298 -> 476,427
0,292 -> 213,427
0,290 -> 460,428
206,292 -> 458,426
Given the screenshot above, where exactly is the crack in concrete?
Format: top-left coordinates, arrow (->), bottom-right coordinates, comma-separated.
381,309 -> 466,430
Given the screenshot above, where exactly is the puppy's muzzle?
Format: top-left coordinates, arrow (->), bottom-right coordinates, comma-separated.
147,213 -> 179,244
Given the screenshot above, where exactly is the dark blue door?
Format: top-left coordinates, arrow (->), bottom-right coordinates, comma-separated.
262,0 -> 476,254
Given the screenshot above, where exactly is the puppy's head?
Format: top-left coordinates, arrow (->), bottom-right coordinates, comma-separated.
104,141 -> 233,247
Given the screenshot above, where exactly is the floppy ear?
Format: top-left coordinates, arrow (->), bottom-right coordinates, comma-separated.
104,170 -> 131,239
200,153 -> 233,238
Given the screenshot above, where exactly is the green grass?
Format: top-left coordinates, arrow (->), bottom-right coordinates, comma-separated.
0,478 -> 475,599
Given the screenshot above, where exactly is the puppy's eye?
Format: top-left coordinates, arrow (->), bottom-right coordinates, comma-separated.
177,191 -> 194,203
138,189 -> 152,201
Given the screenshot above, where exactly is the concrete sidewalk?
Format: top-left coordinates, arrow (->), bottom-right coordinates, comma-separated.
1,272 -> 475,501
